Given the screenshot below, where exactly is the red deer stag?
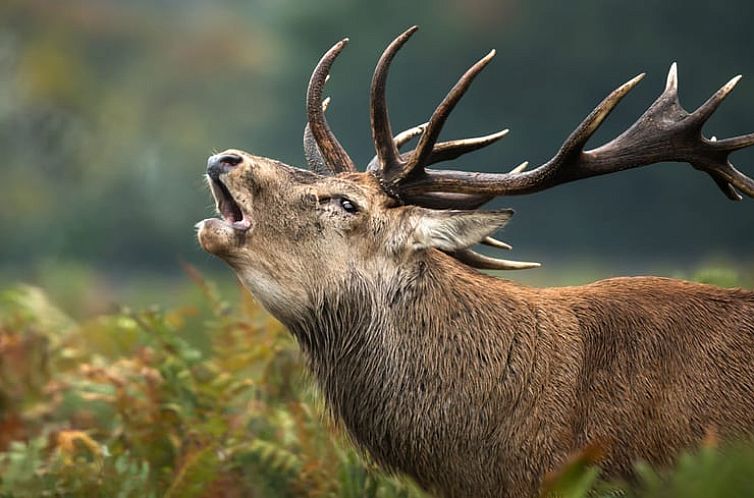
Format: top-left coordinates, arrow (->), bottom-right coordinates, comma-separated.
196,26 -> 754,498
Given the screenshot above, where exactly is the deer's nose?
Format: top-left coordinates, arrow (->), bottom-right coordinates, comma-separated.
207,153 -> 243,178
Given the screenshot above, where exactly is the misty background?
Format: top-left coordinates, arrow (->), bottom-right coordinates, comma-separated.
1,0 -> 753,310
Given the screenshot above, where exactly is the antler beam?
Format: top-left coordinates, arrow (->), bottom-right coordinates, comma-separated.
305,39 -> 356,174
397,64 -> 754,200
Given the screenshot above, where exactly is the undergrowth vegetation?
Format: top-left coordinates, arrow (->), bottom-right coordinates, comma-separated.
0,265 -> 752,497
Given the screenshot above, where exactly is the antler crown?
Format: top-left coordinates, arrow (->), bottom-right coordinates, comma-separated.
303,26 -> 754,269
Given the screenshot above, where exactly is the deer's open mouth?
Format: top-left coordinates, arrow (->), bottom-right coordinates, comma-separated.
208,177 -> 252,232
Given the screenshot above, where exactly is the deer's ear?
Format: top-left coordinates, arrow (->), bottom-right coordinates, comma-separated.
408,208 -> 514,252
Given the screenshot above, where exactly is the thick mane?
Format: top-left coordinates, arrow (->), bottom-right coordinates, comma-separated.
282,252 -> 754,497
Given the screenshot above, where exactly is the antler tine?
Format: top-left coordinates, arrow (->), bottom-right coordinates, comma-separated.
698,160 -> 754,200
692,74 -> 742,123
303,123 -> 326,174
306,38 -> 356,174
706,173 -> 742,201
509,161 -> 529,174
545,72 -> 646,168
304,98 -> 333,174
451,248 -> 541,270
366,125 -> 508,172
396,50 -> 496,183
664,62 -> 679,98
688,73 -> 754,199
481,236 -> 512,250
422,128 -> 510,165
712,131 -> 754,152
671,67 -> 754,199
394,122 -> 428,149
370,26 -> 419,175
398,63 -> 754,202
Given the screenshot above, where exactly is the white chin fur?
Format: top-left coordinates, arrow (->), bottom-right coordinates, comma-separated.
236,268 -> 305,321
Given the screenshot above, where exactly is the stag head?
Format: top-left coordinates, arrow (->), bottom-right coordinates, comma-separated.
197,26 -> 754,320
197,148 -> 515,319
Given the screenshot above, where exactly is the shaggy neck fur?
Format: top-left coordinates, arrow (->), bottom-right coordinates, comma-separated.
277,249 -> 754,498
284,251 -> 544,497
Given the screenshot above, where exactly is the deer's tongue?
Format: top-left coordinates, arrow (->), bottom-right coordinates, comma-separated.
230,218 -> 251,231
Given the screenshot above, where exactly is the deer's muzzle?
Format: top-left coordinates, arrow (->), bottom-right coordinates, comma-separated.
205,153 -> 252,234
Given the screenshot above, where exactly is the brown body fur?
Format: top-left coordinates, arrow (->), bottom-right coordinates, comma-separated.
289,251 -> 754,497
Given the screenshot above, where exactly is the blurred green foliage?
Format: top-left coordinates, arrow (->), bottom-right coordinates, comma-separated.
0,265 -> 752,497
0,269 -> 427,497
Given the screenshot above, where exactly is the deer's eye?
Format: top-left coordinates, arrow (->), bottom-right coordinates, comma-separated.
338,197 -> 358,214
319,196 -> 360,215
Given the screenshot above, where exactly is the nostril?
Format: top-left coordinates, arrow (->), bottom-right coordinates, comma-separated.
207,153 -> 243,177
218,154 -> 243,167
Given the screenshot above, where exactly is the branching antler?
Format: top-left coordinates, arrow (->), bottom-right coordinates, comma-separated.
370,26 -> 500,192
396,63 -> 754,201
300,26 -> 754,271
365,122 -> 508,210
